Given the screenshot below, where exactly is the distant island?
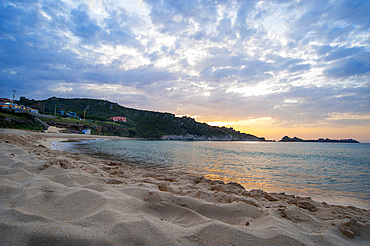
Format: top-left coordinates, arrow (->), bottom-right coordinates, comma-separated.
279,136 -> 359,143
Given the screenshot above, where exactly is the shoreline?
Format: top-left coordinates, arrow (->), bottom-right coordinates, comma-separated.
32,131 -> 370,210
1,128 -> 369,245
54,137 -> 370,210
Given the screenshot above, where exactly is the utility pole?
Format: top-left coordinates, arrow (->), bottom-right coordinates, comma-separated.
12,90 -> 16,102
54,104 -> 57,117
84,111 -> 86,120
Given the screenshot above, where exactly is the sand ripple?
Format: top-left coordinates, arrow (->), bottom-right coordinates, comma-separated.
1,129 -> 369,245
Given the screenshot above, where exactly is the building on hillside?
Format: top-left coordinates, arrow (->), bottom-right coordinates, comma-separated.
57,111 -> 78,118
0,102 -> 38,115
82,129 -> 91,135
110,116 -> 127,123
67,112 -> 77,117
1,103 -> 19,110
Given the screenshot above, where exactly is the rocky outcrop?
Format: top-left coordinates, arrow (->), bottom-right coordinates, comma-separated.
280,136 -> 359,143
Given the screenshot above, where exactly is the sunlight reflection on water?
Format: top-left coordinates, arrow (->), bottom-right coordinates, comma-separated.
65,140 -> 369,209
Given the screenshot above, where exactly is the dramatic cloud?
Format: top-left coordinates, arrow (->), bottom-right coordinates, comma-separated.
0,0 -> 369,140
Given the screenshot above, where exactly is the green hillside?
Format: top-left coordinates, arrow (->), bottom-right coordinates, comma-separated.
0,111 -> 45,131
17,97 -> 265,140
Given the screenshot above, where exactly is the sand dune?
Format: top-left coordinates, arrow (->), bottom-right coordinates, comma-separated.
0,129 -> 369,245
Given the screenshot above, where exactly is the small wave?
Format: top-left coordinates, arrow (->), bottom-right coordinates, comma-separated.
76,139 -> 109,145
51,142 -> 57,150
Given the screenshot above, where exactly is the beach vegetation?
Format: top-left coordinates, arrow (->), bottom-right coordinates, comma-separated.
0,111 -> 44,131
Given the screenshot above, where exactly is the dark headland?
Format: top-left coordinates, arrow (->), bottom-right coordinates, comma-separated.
279,136 -> 360,143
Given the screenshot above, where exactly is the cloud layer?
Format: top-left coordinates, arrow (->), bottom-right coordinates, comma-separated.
1,0 -> 369,138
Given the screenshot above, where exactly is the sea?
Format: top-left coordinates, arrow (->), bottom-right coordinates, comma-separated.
54,139 -> 370,209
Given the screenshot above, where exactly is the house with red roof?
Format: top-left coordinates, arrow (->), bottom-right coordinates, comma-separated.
110,116 -> 127,123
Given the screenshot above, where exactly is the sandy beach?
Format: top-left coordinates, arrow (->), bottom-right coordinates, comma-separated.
0,128 -> 369,245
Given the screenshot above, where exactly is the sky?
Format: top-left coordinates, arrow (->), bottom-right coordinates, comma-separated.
0,0 -> 369,141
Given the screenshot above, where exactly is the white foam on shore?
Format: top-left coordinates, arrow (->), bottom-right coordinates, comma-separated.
51,141 -> 57,150
51,138 -> 108,152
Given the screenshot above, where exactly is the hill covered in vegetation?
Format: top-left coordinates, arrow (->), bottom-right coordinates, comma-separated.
17,97 -> 265,141
0,111 -> 45,131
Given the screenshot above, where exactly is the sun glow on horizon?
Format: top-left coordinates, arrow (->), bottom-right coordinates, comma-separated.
207,117 -> 274,128
205,117 -> 370,142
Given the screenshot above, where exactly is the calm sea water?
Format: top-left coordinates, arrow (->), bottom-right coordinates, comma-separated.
57,140 -> 370,209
